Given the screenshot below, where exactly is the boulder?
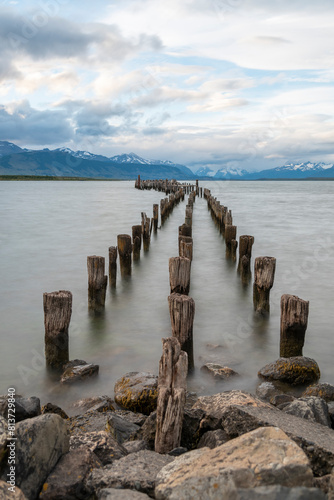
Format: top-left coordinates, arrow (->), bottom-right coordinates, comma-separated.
180,408 -> 205,450
86,450 -> 174,497
98,489 -> 151,499
236,486 -> 327,499
184,392 -> 198,411
282,396 -> 331,427
200,363 -> 238,381
41,403 -> 68,419
256,382 -> 283,402
1,414 -> 69,500
69,410 -> 114,435
198,429 -> 228,449
0,396 -> 41,422
71,395 -> 115,414
61,360 -> 99,384
123,440 -> 149,454
113,410 -> 147,427
86,399 -> 115,413
314,474 -> 331,495
0,416 -> 7,465
106,414 -> 140,444
40,446 -> 101,499
271,394 -> 296,407
302,383 -> 334,402
0,480 -> 27,499
155,427 -> 313,500
258,357 -> 320,386
167,447 -> 188,457
0,397 -> 7,419
70,431 -> 127,465
328,402 -> 334,429
329,468 -> 334,500
114,372 -> 158,415
132,411 -> 157,449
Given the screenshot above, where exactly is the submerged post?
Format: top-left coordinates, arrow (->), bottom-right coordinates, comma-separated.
169,257 -> 191,295
87,256 -> 108,310
117,234 -> 132,277
155,337 -> 188,454
280,294 -> 309,357
253,256 -> 276,314
168,293 -> 195,372
108,246 -> 117,288
44,290 -> 72,368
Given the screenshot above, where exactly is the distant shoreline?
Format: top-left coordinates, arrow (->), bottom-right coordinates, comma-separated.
1,175 -> 334,181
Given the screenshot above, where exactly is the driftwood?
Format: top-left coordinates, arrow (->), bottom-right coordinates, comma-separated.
132,225 -> 142,260
253,256 -> 276,314
280,294 -> 309,357
168,293 -> 195,372
44,290 -> 72,368
108,246 -> 117,288
155,337 -> 188,454
117,234 -> 132,277
87,256 -> 107,310
169,257 -> 191,295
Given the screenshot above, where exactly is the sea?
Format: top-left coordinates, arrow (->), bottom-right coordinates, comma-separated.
0,179 -> 333,413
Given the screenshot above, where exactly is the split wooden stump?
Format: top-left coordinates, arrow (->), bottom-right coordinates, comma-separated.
253,256 -> 276,314
44,290 -> 72,368
132,225 -> 142,260
179,235 -> 193,261
87,256 -> 108,310
280,294 -> 309,357
169,257 -> 191,295
168,293 -> 195,372
117,234 -> 132,276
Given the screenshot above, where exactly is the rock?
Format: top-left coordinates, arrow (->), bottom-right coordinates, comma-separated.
329,468 -> 334,500
63,359 -> 87,369
302,383 -> 334,402
1,414 -> 69,500
271,394 -> 296,406
85,399 -> 115,414
0,480 -> 27,499
98,489 -> 151,499
114,372 -> 158,415
155,427 -> 313,499
200,363 -> 238,381
0,397 -> 7,419
167,447 -> 188,457
184,391 -> 198,411
123,440 -> 149,454
180,408 -> 205,450
258,357 -> 320,386
61,361 -> 99,384
236,486 -> 327,499
133,411 -> 157,449
282,396 -> 331,427
70,431 -> 127,465
86,450 -> 174,497
69,410 -> 114,435
0,396 -> 41,423
106,413 -> 140,444
256,382 -> 283,402
71,396 -> 115,414
198,429 -> 228,449
0,416 -> 8,465
41,403 -> 69,419
314,474 -> 331,495
328,402 -> 334,429
40,447 -> 101,499
113,410 -> 147,427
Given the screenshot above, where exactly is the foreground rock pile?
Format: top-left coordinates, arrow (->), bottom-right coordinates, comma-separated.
0,374 -> 334,499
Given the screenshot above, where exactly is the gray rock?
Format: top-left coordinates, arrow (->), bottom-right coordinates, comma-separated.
271,394 -> 296,406
328,402 -> 334,429
184,391 -> 198,411
86,450 -> 174,497
41,403 -> 69,419
258,357 -> 320,385
167,447 -> 188,456
69,410 -> 114,435
106,413 -> 140,444
71,396 -> 115,414
114,372 -> 158,415
61,361 -> 99,384
180,408 -> 205,450
0,416 -> 8,465
123,440 -> 149,454
86,399 -> 116,414
282,396 -> 331,427
0,397 -> 7,419
113,410 -> 147,427
0,396 -> 41,422
39,446 -> 102,499
329,469 -> 334,500
98,489 -> 151,499
198,429 -> 228,449
256,382 -> 282,402
302,382 -> 334,402
313,474 -> 331,495
0,480 -> 27,499
70,431 -> 127,465
201,363 -> 238,381
1,414 -> 69,500
133,411 -> 157,449
237,486 -> 327,499
155,427 -> 313,500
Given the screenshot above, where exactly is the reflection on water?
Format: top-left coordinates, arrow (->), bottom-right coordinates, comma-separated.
0,180 -> 333,412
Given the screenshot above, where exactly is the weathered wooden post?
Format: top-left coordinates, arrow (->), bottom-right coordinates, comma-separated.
179,223 -> 192,238
179,235 -> 193,261
117,234 -> 132,276
253,257 -> 276,314
231,239 -> 238,261
153,204 -> 159,231
44,290 -> 72,368
168,293 -> 195,372
87,256 -> 108,310
108,246 -> 117,288
280,294 -> 309,357
225,225 -> 237,259
132,225 -> 142,260
141,212 -> 151,251
238,235 -> 254,282
185,206 -> 192,228
169,257 -> 191,295
155,337 -> 188,454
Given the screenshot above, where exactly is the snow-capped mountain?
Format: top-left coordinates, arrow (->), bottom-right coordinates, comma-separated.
0,141 -> 27,157
247,161 -> 334,179
214,167 -> 249,179
54,147 -> 111,162
273,162 -> 333,173
195,166 -> 215,177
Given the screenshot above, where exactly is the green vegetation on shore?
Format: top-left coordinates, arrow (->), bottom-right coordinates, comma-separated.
0,175 -> 125,181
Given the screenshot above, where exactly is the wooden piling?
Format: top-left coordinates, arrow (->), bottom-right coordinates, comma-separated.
153,204 -> 159,231
155,337 -> 188,454
179,223 -> 192,238
179,235 -> 193,261
253,256 -> 276,314
141,212 -> 151,251
108,246 -> 117,288
117,234 -> 132,276
238,235 -> 254,281
225,225 -> 237,248
280,294 -> 309,357
44,290 -> 72,368
132,225 -> 142,260
168,293 -> 195,372
87,256 -> 108,310
169,257 -> 191,295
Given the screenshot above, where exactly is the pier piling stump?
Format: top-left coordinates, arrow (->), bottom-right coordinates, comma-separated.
87,256 -> 108,310
168,293 -> 195,372
141,212 -> 151,251
169,257 -> 191,295
44,290 -> 72,368
108,246 -> 117,288
117,234 -> 132,277
253,256 -> 276,314
238,235 -> 254,271
132,225 -> 142,260
153,204 -> 159,231
179,235 -> 193,261
280,294 -> 309,357
179,223 -> 192,238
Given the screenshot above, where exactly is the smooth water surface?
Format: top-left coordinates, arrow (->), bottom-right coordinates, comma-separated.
0,180 -> 333,411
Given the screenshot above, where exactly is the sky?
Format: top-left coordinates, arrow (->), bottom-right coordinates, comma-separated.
0,0 -> 334,172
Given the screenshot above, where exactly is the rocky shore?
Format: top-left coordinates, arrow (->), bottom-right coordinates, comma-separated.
1,370 -> 334,499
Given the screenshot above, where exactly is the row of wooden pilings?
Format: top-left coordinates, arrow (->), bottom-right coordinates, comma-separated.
43,178 -> 188,369
204,187 -> 310,359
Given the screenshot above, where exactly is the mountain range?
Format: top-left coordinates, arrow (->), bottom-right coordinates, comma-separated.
1,141 -> 334,180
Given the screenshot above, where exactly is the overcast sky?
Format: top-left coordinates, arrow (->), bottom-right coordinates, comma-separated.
0,0 -> 333,171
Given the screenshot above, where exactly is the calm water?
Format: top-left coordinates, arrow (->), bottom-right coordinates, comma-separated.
1,180 -> 333,413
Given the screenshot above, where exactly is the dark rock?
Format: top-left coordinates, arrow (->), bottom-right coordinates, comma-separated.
123,440 -> 149,454
180,408 -> 205,450
69,410 -> 114,435
133,411 -> 157,450
0,416 -> 7,466
198,429 -> 228,449
98,489 -> 151,499
313,474 -> 331,495
1,414 -> 69,500
1,395 -> 41,423
167,447 -> 188,457
236,486 -> 327,499
184,391 -> 198,411
302,383 -> 334,402
86,399 -> 115,414
256,382 -> 283,402
329,468 -> 334,500
282,396 -> 331,427
271,394 -> 296,406
200,363 -> 238,381
0,397 -> 7,419
40,446 -> 102,499
114,372 -> 158,415
113,410 -> 147,427
328,402 -> 334,429
86,450 -> 174,498
106,413 -> 140,444
61,361 -> 99,384
71,396 -> 115,414
41,403 -> 68,419
63,359 -> 87,370
0,480 -> 27,499
70,431 -> 127,465
258,357 -> 320,386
